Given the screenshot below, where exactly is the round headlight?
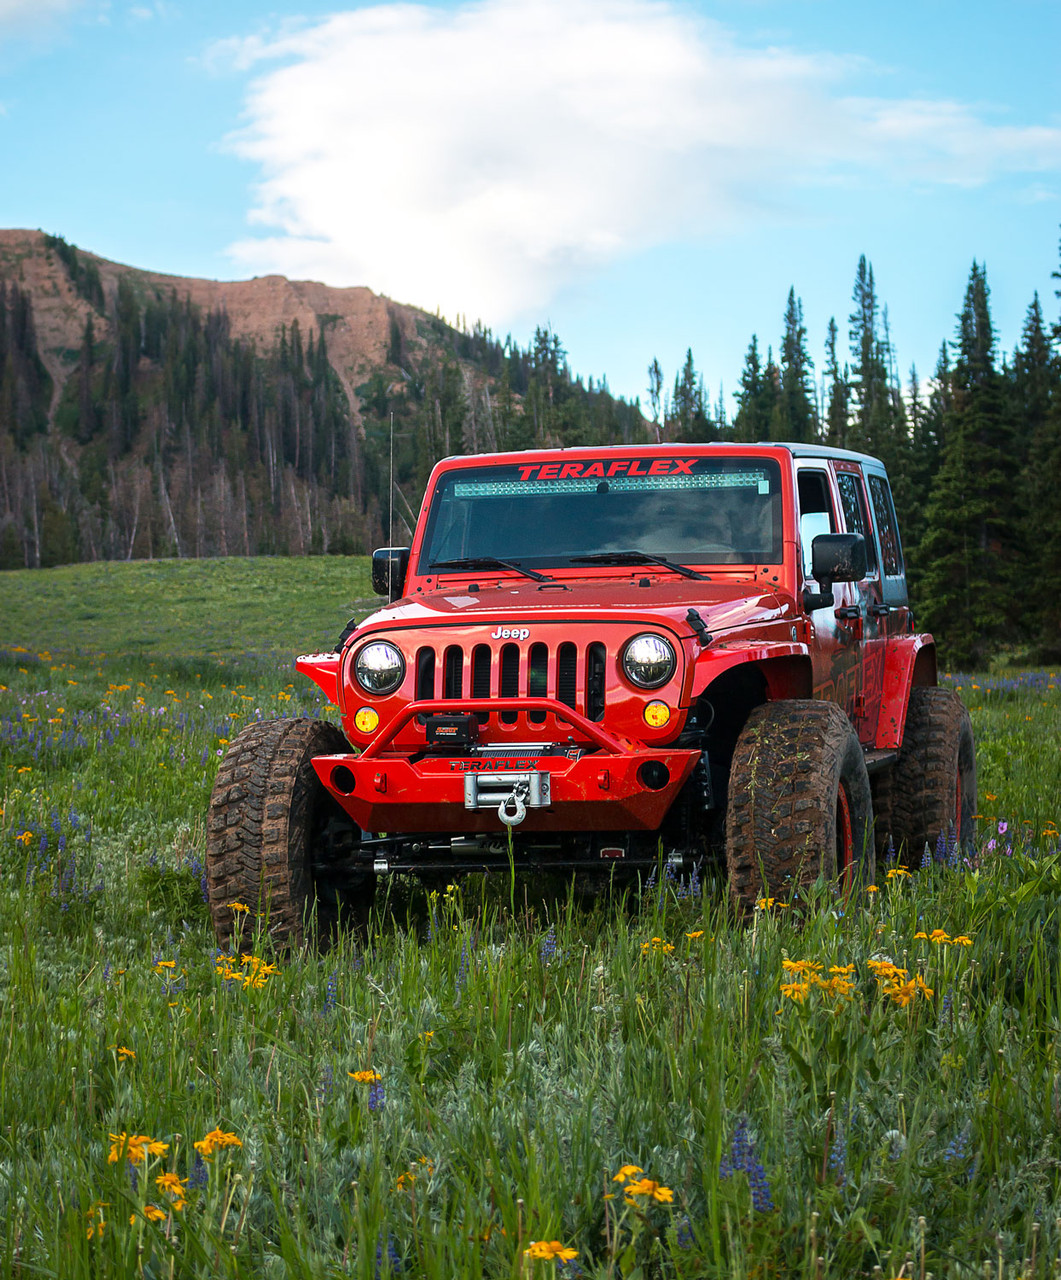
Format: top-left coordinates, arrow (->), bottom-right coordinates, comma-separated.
354,641 -> 405,695
622,634 -> 676,689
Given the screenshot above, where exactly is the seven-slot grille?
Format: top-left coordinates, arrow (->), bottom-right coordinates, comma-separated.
414,640 -> 608,724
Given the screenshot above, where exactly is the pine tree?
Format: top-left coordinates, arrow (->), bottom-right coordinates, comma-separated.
77,314 -> 96,444
919,263 -> 1019,664
847,256 -> 892,457
647,357 -> 663,441
671,348 -> 711,441
733,336 -> 778,441
778,288 -> 817,442
823,317 -> 849,448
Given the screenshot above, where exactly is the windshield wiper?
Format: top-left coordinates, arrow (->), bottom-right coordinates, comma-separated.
429,556 -> 555,583
568,551 -> 710,581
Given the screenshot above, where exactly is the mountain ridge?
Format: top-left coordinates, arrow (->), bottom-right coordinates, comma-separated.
0,228 -> 439,428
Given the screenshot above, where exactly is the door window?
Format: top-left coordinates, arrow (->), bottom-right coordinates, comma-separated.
835,471 -> 877,576
796,470 -> 836,578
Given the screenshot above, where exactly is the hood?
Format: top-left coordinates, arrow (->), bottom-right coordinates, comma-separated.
354,575 -> 792,642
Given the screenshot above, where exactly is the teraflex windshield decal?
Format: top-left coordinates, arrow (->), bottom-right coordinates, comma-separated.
517,458 -> 696,480
455,460 -> 773,498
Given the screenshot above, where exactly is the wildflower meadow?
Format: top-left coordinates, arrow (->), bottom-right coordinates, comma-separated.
2,559 -> 1061,1278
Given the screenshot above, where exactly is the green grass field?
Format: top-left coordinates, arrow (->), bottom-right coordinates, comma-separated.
1,558 -> 1060,1278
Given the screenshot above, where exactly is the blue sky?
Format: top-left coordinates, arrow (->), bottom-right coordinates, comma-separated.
2,0 -> 1059,409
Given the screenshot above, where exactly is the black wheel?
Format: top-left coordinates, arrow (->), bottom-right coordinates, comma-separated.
725,700 -> 875,913
879,686 -> 976,867
206,717 -> 372,949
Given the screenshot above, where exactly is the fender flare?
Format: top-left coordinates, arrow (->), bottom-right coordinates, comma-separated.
876,634 -> 937,749
689,642 -> 813,703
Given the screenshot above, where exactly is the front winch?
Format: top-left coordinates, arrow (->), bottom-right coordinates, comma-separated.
464,771 -> 551,826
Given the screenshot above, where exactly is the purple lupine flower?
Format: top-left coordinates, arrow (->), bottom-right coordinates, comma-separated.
368,1079 -> 385,1112
719,1116 -> 774,1212
943,1128 -> 969,1164
322,970 -> 337,1015
374,1235 -> 401,1277
921,842 -> 933,870
539,925 -> 557,965
188,1152 -> 209,1189
828,1122 -> 847,1184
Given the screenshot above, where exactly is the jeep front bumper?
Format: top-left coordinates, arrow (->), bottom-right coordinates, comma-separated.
311,698 -> 700,834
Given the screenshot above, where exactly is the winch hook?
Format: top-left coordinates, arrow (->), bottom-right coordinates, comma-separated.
498,782 -> 529,827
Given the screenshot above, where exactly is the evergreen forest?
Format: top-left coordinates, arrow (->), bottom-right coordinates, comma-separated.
1,231 -> 1060,666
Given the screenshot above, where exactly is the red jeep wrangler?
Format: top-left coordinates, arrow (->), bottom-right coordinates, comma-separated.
206,444 -> 975,944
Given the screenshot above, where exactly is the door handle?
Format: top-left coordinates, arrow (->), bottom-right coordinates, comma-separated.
834,606 -> 861,620
869,604 -> 894,617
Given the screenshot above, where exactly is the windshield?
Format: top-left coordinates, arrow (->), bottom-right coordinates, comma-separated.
419,454 -> 784,571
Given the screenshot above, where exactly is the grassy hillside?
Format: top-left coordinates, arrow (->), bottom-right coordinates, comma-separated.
0,556 -> 380,657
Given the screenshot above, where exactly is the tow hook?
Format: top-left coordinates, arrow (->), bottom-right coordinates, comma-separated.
497,781 -> 530,827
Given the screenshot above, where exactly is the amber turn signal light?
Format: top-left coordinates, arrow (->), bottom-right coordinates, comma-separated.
643,701 -> 671,728
354,706 -> 380,733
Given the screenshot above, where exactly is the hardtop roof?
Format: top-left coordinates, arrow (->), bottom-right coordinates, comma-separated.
433,441 -> 885,470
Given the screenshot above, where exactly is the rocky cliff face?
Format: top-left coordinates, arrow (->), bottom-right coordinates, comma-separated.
0,228 -> 427,421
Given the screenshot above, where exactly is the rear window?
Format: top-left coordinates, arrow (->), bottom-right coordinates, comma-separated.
867,474 -> 904,577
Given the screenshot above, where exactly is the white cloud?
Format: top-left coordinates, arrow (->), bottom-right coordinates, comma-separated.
218,0 -> 1061,324
0,0 -> 82,24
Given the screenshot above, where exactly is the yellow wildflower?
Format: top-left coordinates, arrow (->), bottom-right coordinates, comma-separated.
641,937 -> 674,955
885,868 -> 911,880
108,1133 -> 169,1165
885,978 -> 919,1007
349,1069 -> 382,1083
914,931 -> 928,940
782,959 -> 823,976
612,1164 -> 644,1182
779,980 -> 811,1003
116,1046 -> 136,1061
865,885 -> 879,893
228,902 -> 249,913
193,1127 -> 242,1157
155,1171 -> 188,1211
929,929 -> 950,944
685,930 -> 705,939
525,1241 -> 578,1261
85,1201 -> 107,1240
624,1177 -> 674,1203
828,964 -> 856,975
819,975 -> 856,1000
756,897 -> 776,910
132,1204 -> 168,1224
951,935 -> 974,946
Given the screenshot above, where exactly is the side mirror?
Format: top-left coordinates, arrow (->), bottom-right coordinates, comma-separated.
802,533 -> 867,611
372,547 -> 410,602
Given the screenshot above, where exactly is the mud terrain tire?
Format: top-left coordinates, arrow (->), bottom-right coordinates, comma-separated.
881,686 -> 976,866
725,700 -> 874,913
206,717 -> 370,949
